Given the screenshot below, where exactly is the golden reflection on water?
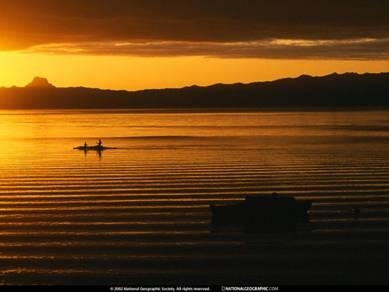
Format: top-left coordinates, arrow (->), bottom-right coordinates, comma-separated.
0,109 -> 388,284
0,109 -> 387,163
0,109 -> 387,139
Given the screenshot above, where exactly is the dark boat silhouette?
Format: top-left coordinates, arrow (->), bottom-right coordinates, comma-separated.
73,145 -> 117,151
210,194 -> 312,232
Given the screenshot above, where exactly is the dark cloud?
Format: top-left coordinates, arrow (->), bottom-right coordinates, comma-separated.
1,0 -> 389,59
28,39 -> 389,60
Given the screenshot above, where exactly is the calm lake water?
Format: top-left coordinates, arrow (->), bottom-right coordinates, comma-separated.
0,109 -> 389,284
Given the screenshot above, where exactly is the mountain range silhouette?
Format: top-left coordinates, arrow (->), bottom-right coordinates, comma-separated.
0,72 -> 388,109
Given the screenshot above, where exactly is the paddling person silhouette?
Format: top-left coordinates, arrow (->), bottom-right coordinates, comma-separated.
97,139 -> 102,147
84,141 -> 88,148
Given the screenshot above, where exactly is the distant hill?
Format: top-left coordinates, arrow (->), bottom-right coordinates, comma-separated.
25,77 -> 56,89
0,73 -> 389,109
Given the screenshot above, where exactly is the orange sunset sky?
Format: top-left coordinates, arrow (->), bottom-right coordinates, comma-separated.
1,0 -> 389,90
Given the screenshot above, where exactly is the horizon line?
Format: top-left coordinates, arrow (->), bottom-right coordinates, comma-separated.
1,71 -> 389,92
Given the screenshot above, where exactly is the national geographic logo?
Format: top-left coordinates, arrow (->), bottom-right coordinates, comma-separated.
222,287 -> 279,292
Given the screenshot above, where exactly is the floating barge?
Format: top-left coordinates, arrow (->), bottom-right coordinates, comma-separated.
210,194 -> 312,232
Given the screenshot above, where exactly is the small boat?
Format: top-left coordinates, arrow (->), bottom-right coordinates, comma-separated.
73,145 -> 117,151
210,194 -> 312,232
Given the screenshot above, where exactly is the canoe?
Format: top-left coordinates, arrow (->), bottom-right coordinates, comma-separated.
210,194 -> 312,232
73,145 -> 117,151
